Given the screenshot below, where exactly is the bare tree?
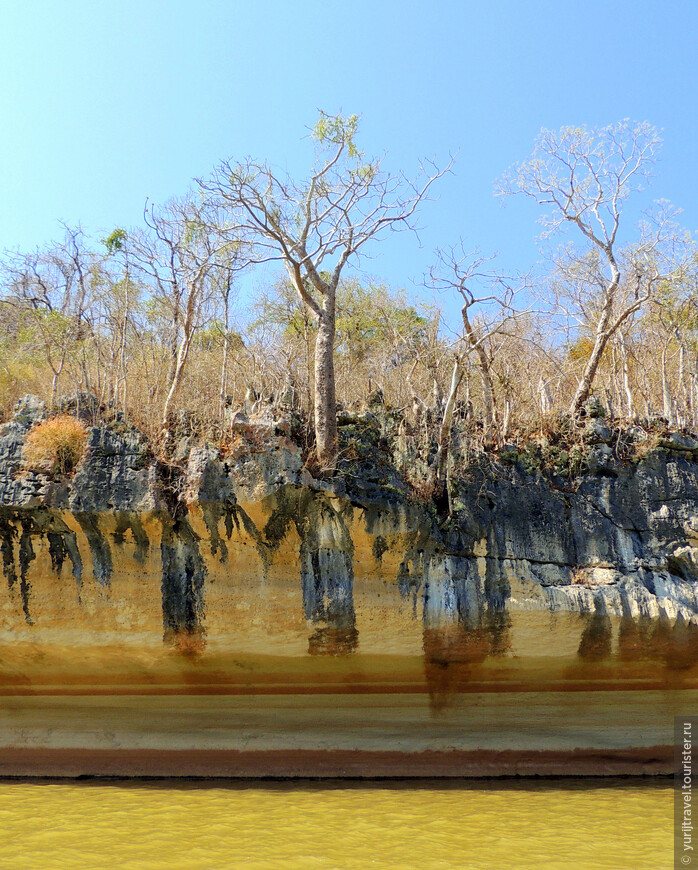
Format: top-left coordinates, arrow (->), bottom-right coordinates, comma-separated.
99,228 -> 137,418
1,225 -> 99,406
214,260 -> 240,425
644,268 -> 698,427
496,120 -> 694,415
200,112 -> 448,464
429,244 -> 528,460
126,196 -> 245,438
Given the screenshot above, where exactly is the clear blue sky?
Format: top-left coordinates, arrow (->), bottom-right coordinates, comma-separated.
1,0 -> 696,316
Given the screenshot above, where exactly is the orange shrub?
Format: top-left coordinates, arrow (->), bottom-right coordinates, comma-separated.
22,416 -> 88,475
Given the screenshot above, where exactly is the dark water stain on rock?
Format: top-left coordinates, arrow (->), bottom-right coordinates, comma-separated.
47,532 -> 68,576
618,615 -> 655,660
648,612 -> 698,671
423,623 -> 489,710
262,487 -> 297,553
75,512 -> 113,586
295,494 -> 357,655
372,534 -> 388,563
307,624 -> 359,656
200,503 -> 229,564
396,532 -> 432,613
160,516 -> 206,647
483,531 -> 511,612
112,512 -> 149,564
46,527 -> 83,595
577,599 -> 613,661
481,609 -> 512,657
663,613 -> 698,671
18,518 -> 35,623
220,502 -> 278,576
423,609 -> 512,711
0,515 -> 17,590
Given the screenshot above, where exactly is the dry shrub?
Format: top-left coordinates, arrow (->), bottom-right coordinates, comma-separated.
571,566 -> 590,587
22,416 -> 88,475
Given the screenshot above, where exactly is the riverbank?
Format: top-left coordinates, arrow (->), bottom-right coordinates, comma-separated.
1,395 -> 696,776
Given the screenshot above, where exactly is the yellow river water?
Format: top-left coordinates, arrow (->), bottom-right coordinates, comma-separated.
0,778 -> 672,869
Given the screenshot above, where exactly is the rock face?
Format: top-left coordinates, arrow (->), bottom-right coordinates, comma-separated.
0,396 -> 697,777
449,450 -> 698,624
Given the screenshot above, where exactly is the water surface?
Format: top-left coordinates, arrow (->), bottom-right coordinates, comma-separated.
0,777 -> 671,869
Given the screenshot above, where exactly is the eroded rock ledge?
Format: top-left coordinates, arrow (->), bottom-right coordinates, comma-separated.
1,395 -> 697,776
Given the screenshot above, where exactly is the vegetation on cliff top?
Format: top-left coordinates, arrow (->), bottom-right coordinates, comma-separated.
1,115 -> 696,492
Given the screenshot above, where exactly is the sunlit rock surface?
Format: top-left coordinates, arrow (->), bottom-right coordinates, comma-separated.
1,396 -> 697,776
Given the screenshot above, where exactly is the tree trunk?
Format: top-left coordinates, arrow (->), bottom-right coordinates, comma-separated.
501,396 -> 511,441
608,344 -> 621,418
50,371 -> 59,409
569,330 -> 610,415
538,377 -> 552,415
661,344 -> 675,428
619,332 -> 635,421
462,307 -> 497,441
304,314 -> 314,425
313,311 -> 337,465
219,330 -> 229,426
119,272 -> 130,421
431,357 -> 464,489
161,334 -> 192,433
678,342 -> 688,429
476,349 -> 497,441
431,376 -> 443,414
219,287 -> 230,426
569,258 -> 623,416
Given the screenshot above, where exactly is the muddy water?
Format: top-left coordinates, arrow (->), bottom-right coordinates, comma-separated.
0,777 -> 671,869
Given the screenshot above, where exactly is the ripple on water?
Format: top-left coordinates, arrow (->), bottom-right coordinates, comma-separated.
0,777 -> 672,870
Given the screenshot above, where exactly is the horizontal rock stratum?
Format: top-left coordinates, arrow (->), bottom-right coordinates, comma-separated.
0,396 -> 696,776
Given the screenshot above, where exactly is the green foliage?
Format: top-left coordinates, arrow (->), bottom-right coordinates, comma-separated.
183,218 -> 205,246
15,308 -> 75,350
102,228 -> 127,255
335,281 -> 427,364
195,322 -> 245,351
312,111 -> 360,157
252,277 -> 429,366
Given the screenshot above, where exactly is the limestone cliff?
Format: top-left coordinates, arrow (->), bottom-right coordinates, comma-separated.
0,395 -> 696,776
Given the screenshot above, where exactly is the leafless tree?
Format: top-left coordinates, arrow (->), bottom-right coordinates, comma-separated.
126,196 -> 246,438
1,225 -> 99,406
496,120 -> 695,415
200,112 -> 448,464
429,244 -> 528,476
